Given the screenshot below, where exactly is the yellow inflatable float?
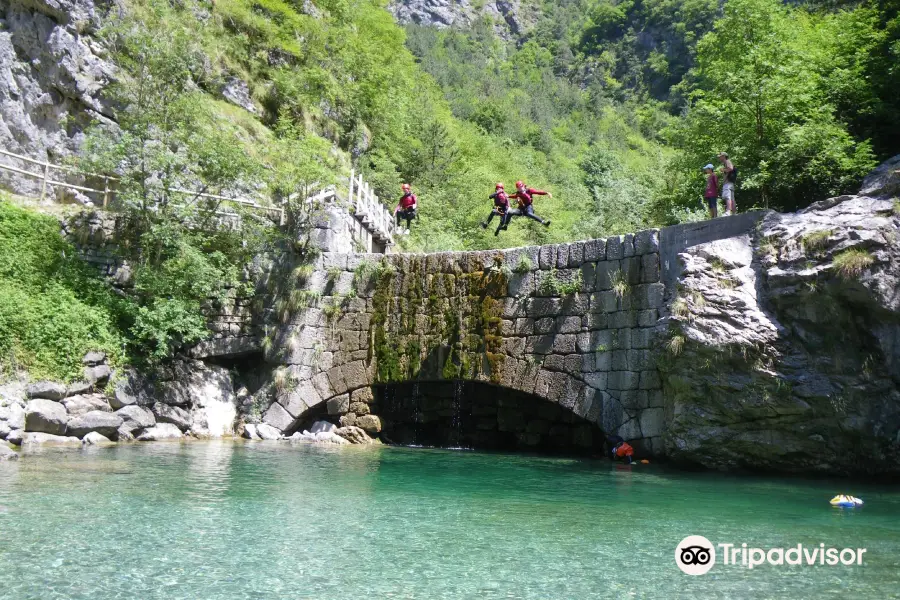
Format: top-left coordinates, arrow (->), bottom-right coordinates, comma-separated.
830,495 -> 864,508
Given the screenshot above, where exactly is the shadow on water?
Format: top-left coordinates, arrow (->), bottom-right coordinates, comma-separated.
374,379 -> 607,456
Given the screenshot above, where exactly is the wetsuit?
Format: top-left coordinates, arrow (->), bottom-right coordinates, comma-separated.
395,192 -> 417,229
507,188 -> 550,226
483,191 -> 510,235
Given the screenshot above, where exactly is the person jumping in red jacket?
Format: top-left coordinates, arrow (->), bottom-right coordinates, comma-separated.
506,180 -> 552,228
481,183 -> 510,237
394,183 -> 417,234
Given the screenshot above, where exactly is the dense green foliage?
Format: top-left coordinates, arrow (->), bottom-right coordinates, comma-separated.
82,6 -> 273,360
665,0 -> 885,211
404,19 -> 670,242
0,200 -> 128,381
411,0 -> 897,218
78,0 -> 897,257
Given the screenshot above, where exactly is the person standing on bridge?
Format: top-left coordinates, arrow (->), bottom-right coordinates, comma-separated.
717,152 -> 737,216
506,181 -> 552,228
481,183 -> 511,236
394,183 -> 417,234
703,164 -> 719,219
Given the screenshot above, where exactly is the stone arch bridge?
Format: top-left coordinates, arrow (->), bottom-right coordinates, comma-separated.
195,213 -> 765,456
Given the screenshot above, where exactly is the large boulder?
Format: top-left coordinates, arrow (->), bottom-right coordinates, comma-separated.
109,370 -> 154,410
0,445 -> 18,461
335,425 -> 375,444
82,351 -> 107,366
26,382 -> 67,401
660,194 -> 900,476
66,381 -> 93,396
84,364 -> 112,387
255,423 -> 282,440
24,399 -> 68,434
82,432 -> 114,446
152,403 -> 191,431
115,405 -> 156,436
20,432 -> 82,446
241,424 -> 261,440
0,381 -> 26,406
6,430 -> 24,446
136,423 -> 183,441
309,420 -> 337,434
61,394 -> 110,417
356,414 -> 382,434
5,404 -> 25,430
66,411 -> 123,439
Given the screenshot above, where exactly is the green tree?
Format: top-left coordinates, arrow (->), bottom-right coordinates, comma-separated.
81,1 -> 267,361
666,0 -> 877,212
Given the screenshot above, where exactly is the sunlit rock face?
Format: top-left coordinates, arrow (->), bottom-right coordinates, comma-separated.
0,0 -> 114,196
661,185 -> 900,477
388,0 -> 529,41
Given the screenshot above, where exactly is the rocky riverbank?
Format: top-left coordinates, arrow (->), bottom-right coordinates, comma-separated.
0,352 -> 377,461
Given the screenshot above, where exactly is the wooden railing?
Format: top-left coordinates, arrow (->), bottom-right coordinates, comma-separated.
0,147 -> 280,221
0,147 -> 394,243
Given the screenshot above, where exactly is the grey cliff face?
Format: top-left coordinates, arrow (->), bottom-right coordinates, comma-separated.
388,0 -> 527,40
0,0 -> 114,195
660,188 -> 900,477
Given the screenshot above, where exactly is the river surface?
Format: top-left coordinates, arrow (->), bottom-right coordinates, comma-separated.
1,441 -> 899,599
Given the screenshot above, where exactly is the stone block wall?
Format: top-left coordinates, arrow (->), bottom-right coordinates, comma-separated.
259,229 -> 668,455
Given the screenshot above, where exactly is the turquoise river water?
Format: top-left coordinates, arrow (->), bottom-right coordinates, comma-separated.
1,441 -> 899,599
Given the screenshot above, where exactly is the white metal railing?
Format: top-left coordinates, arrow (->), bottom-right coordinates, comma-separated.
347,169 -> 396,244
0,147 -> 282,222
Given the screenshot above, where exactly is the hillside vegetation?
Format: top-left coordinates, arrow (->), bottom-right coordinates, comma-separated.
79,0 -> 898,254
407,0 -> 899,216
2,0 -> 897,379
0,199 -> 128,380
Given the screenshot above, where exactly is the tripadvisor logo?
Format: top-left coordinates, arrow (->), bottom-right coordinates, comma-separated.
675,536 -> 867,575
675,535 -> 716,575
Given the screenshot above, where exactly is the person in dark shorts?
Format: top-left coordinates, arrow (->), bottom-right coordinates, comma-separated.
394,183 -> 417,233
703,164 -> 719,218
506,180 -> 552,228
481,183 -> 511,236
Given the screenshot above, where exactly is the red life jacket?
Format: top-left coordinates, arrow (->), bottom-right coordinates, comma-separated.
398,193 -> 417,210
490,191 -> 509,212
615,442 -> 634,458
510,188 -> 546,208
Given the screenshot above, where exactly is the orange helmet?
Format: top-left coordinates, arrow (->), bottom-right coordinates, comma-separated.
496,182 -> 504,190
401,183 -> 411,192
515,180 -> 524,189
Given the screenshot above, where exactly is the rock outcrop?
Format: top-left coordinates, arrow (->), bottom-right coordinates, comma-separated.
24,398 -> 68,434
3,352 -> 249,450
660,187 -> 900,477
136,423 -> 183,441
0,444 -> 18,460
66,410 -> 122,439
388,0 -> 529,40
0,0 -> 114,196
26,381 -> 67,401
